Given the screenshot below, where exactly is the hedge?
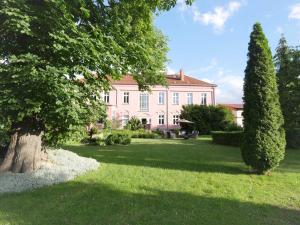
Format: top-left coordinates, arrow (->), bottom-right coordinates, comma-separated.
211,131 -> 244,147
286,128 -> 300,149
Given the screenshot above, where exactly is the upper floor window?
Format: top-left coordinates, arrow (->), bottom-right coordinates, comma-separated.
140,93 -> 149,111
187,93 -> 193,105
201,93 -> 207,105
173,115 -> 179,125
173,93 -> 179,105
104,92 -> 110,104
158,92 -> 165,105
123,92 -> 129,104
158,114 -> 165,125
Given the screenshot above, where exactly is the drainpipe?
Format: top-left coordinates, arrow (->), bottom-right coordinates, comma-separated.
166,88 -> 169,130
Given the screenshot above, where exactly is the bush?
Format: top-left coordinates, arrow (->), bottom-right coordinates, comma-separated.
180,105 -> 235,135
105,133 -> 131,145
211,131 -> 244,147
125,117 -> 143,131
286,128 -> 300,149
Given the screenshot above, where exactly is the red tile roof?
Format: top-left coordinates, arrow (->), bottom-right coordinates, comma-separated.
109,74 -> 217,87
221,104 -> 244,110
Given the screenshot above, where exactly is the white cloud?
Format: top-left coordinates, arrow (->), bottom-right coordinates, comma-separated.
215,69 -> 244,103
191,1 -> 242,32
289,3 -> 300,20
199,68 -> 244,103
167,66 -> 176,74
177,0 -> 189,12
186,58 -> 218,74
276,26 -> 284,34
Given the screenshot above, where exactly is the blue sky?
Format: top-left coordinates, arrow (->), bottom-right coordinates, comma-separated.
155,0 -> 300,103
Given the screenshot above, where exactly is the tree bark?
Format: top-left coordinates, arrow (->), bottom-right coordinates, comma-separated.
0,118 -> 44,173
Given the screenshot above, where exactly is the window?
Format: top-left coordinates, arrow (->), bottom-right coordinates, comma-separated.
112,110 -> 116,119
187,93 -> 193,105
158,92 -> 165,105
104,92 -> 109,103
158,114 -> 165,125
122,114 -> 129,125
173,93 -> 179,105
123,92 -> 129,104
173,115 -> 179,125
201,93 -> 207,105
140,93 -> 149,111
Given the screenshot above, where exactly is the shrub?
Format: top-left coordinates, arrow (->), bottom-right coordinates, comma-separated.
180,105 -> 235,135
119,134 -> 131,145
105,134 -> 115,145
211,131 -> 244,147
286,128 -> 300,149
125,117 -> 143,131
88,126 -> 99,139
105,133 -> 132,145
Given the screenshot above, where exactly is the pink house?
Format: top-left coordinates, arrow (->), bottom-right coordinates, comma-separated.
104,70 -> 217,130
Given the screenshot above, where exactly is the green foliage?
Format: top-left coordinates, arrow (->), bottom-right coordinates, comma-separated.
0,123 -> 10,146
286,128 -> 300,149
211,131 -> 244,147
105,133 -> 131,145
242,23 -> 286,174
125,117 -> 143,131
111,129 -> 160,139
0,0 -> 178,145
274,36 -> 300,130
225,123 -> 243,131
180,105 -> 235,134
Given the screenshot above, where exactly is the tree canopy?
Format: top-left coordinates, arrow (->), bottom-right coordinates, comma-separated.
0,0 -> 192,144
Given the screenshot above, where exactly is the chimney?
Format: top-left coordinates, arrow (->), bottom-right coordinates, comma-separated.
179,69 -> 184,81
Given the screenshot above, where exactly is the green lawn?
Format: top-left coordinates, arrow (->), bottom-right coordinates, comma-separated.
0,137 -> 299,225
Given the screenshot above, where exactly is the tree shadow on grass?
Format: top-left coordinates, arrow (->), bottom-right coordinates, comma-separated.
0,181 -> 299,225
64,140 -> 247,175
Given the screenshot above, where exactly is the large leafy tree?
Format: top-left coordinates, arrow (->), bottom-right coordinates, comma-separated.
0,0 -> 192,173
241,23 -> 285,174
274,36 -> 300,129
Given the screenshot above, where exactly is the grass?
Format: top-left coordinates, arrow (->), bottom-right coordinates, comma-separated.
0,137 -> 299,225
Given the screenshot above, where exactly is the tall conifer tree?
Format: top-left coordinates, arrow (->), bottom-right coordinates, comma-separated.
242,23 -> 285,174
274,36 -> 300,129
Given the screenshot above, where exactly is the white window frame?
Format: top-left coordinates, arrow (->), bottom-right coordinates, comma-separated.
173,115 -> 179,125
158,92 -> 165,105
140,93 -> 149,111
173,93 -> 179,105
104,92 -> 110,104
122,114 -> 129,125
123,92 -> 129,104
201,93 -> 207,106
187,93 -> 193,105
158,114 -> 165,125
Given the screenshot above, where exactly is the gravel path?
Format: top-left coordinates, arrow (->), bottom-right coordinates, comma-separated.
0,149 -> 100,194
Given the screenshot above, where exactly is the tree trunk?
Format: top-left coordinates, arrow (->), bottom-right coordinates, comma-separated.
0,118 -> 44,173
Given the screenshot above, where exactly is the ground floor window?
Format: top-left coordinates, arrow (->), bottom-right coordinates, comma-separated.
159,114 -> 165,125
123,114 -> 129,125
173,115 -> 179,125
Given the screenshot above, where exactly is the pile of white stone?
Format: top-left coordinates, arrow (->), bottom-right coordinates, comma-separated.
0,149 -> 100,194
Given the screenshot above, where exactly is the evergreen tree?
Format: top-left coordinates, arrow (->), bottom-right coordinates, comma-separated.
242,23 -> 285,174
274,37 -> 300,129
